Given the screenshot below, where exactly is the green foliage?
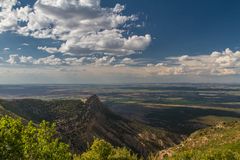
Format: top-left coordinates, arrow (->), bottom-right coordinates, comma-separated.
162,121 -> 240,160
0,116 -> 72,160
169,143 -> 240,160
77,139 -> 113,160
149,144 -> 240,160
76,138 -> 140,160
0,116 -> 140,160
2,114 -> 239,160
0,116 -> 24,159
110,147 -> 139,160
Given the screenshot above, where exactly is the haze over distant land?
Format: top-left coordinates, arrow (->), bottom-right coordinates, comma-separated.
1,0 -> 240,84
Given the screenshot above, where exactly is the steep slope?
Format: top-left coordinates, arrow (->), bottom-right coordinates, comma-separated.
0,103 -> 23,119
153,121 -> 240,160
0,95 -> 182,157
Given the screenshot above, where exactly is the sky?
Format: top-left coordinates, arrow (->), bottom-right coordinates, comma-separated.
0,0 -> 240,84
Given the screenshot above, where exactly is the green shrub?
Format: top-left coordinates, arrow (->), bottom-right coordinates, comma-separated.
76,138 -> 139,160
0,116 -> 72,160
169,143 -> 240,160
0,116 -> 140,160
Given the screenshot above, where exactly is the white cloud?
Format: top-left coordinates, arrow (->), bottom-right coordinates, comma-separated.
19,55 -> 33,64
113,3 -> 125,13
0,0 -> 31,33
37,46 -> 58,54
6,54 -> 62,66
0,0 -> 151,56
121,58 -> 134,64
33,55 -> 63,65
64,57 -> 87,65
22,43 -> 29,46
155,63 -> 164,67
4,48 -> 240,77
1,48 -> 240,84
146,48 -> 240,76
114,64 -> 126,67
3,48 -> 10,51
146,64 -> 154,67
124,34 -> 151,51
6,54 -> 20,64
0,0 -> 17,10
4,54 -> 132,67
6,54 -> 33,64
94,56 -> 116,66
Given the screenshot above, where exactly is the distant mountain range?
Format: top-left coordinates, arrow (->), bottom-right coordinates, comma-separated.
0,95 -> 183,157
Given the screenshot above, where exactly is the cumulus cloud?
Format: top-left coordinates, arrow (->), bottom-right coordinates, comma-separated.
19,56 -> 34,64
5,54 -> 59,65
124,34 -> 151,51
0,0 -> 151,56
3,48 -> 10,51
4,47 -> 240,76
6,54 -> 33,64
146,48 -> 240,76
5,54 -> 118,66
6,54 -> 20,64
64,57 -> 88,65
33,55 -> 63,65
0,0 -> 31,33
22,43 -> 30,46
121,58 -> 134,64
0,0 -> 17,10
94,56 -> 116,66
37,46 -> 58,54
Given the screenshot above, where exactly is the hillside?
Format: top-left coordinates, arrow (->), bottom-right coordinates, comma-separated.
153,121 -> 240,160
0,95 -> 182,157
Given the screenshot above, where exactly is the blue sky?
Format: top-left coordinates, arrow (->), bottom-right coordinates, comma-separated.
0,0 -> 240,84
103,0 -> 240,58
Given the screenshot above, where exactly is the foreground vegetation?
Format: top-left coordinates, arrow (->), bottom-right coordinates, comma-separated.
152,121 -> 240,160
0,116 -> 139,160
1,116 -> 240,160
171,122 -> 240,160
0,116 -> 71,160
0,97 -> 180,156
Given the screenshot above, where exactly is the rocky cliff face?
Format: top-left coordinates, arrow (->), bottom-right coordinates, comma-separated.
85,94 -> 103,110
0,96 -> 183,157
